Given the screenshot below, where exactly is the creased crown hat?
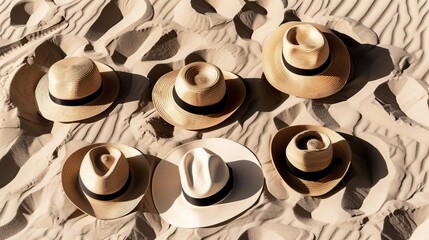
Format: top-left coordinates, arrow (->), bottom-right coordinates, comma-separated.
61,143 -> 150,219
35,57 -> 120,122
152,138 -> 264,228
152,62 -> 246,130
271,125 -> 352,196
263,21 -> 351,99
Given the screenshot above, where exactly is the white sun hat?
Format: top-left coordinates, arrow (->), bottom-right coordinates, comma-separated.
152,138 -> 264,228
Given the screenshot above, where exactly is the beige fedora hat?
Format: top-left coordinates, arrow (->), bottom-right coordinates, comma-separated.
61,143 -> 150,219
152,138 -> 264,228
262,21 -> 351,99
152,62 -> 246,130
35,57 -> 120,122
271,125 -> 352,196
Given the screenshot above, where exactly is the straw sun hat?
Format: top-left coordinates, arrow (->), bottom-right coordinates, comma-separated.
152,138 -> 264,228
61,143 -> 150,219
271,125 -> 352,196
35,57 -> 120,122
152,62 -> 246,130
263,21 -> 351,99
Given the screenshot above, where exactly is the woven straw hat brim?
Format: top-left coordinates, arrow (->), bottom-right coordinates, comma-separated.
35,61 -> 120,122
271,125 -> 352,196
262,21 -> 351,99
61,143 -> 150,220
152,138 -> 264,228
152,70 -> 246,130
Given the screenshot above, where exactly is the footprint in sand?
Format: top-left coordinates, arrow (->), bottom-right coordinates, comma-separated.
239,223 -> 314,240
85,0 -> 153,51
10,0 -> 52,27
233,1 -> 267,39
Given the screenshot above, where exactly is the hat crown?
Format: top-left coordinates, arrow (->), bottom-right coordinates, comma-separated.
79,146 -> 129,195
175,62 -> 226,107
285,130 -> 333,172
48,57 -> 102,100
282,24 -> 330,70
179,147 -> 230,199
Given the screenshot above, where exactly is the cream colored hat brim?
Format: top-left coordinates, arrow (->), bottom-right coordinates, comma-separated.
35,61 -> 120,122
262,22 -> 351,99
152,138 -> 264,228
61,143 -> 150,220
152,69 -> 246,130
271,125 -> 352,196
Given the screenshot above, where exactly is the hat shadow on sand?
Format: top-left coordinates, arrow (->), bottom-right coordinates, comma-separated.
292,133 -> 388,220
79,71 -> 150,124
202,74 -> 289,132
146,53 -> 286,133
153,158 -> 263,214
316,32 -> 395,104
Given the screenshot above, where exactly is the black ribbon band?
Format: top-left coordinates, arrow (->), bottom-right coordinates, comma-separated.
78,170 -> 132,201
286,157 -> 334,181
182,166 -> 234,206
172,87 -> 227,115
49,83 -> 103,106
282,53 -> 331,76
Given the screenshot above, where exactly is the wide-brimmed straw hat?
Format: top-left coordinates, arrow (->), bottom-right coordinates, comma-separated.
271,125 -> 352,196
152,138 -> 264,228
262,21 -> 351,99
35,57 -> 120,122
152,62 -> 246,130
61,143 -> 150,219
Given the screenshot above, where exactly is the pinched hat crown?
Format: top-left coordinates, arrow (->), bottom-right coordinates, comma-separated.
178,147 -> 233,205
79,146 -> 130,197
48,57 -> 102,100
282,24 -> 330,70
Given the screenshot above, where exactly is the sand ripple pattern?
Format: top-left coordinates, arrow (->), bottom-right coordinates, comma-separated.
0,0 -> 429,239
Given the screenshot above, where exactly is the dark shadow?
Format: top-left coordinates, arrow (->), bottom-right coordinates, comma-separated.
10,1 -> 32,26
281,9 -> 301,24
318,133 -> 388,215
374,82 -> 408,120
221,160 -> 264,204
0,205 -> 29,238
142,30 -> 180,61
147,63 -> 174,101
191,0 -> 217,14
128,213 -> 157,240
381,209 -> 417,240
152,158 -> 263,214
0,150 -> 21,188
316,32 -> 395,104
292,196 -> 322,220
10,41 -> 65,136
79,71 -> 150,124
233,1 -> 267,39
85,1 -> 123,41
106,28 -> 152,65
202,74 -> 288,132
206,183 -> 266,229
185,52 -> 207,64
137,154 -> 163,215
147,117 -> 174,139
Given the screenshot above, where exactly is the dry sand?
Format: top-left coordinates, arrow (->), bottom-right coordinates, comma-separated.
1,0 -> 429,239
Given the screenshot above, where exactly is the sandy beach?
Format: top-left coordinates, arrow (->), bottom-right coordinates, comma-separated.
1,0 -> 429,239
